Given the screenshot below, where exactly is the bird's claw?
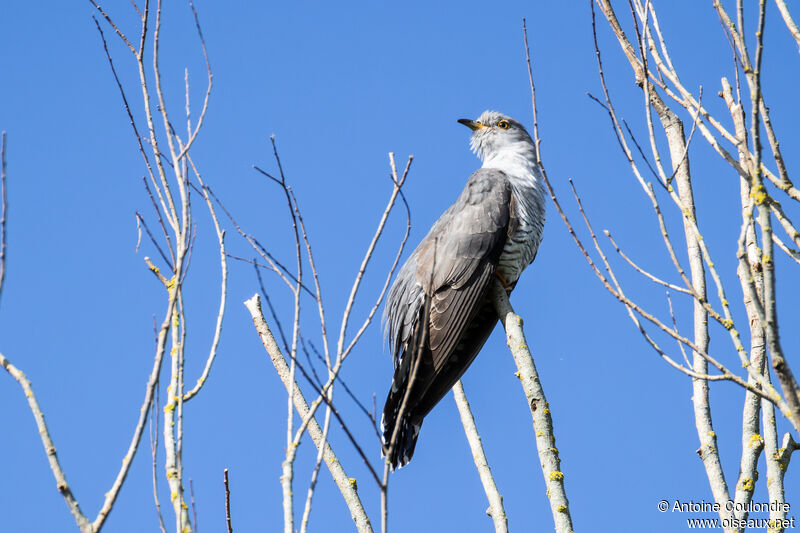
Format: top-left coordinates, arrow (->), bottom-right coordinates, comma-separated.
496,272 -> 513,295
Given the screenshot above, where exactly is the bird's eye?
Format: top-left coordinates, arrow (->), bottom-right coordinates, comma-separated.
497,120 -> 510,130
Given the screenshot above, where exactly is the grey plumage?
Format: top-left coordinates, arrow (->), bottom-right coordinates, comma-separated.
381,111 -> 546,469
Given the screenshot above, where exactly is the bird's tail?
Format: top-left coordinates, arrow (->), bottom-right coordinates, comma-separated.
380,384 -> 422,470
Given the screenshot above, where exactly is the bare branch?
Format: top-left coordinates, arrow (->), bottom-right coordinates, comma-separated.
141,176 -> 176,268
149,386 -> 168,533
172,1 -> 213,163
88,0 -> 136,54
182,163 -> 227,402
762,387 -> 789,529
665,290 -> 691,368
604,230 -> 691,294
341,156 -> 413,361
224,469 -> 233,533
92,15 -> 176,233
489,281 -> 573,533
453,381 -> 508,533
775,0 -> 800,55
136,211 -> 173,269
522,18 -> 541,162
0,352 -> 92,532
189,478 -> 198,532
0,132 -> 6,305
205,184 -> 309,295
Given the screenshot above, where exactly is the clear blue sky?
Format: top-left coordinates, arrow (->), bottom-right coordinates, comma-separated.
1,1 -> 798,531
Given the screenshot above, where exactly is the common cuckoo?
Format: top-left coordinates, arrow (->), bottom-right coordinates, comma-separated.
381,110 -> 546,469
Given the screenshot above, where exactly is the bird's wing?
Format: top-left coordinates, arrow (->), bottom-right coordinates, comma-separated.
381,169 -> 512,467
411,168 -> 511,371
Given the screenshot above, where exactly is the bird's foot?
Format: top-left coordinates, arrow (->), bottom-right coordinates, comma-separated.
496,272 -> 513,295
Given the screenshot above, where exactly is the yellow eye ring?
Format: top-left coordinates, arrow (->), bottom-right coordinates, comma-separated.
497,120 -> 510,130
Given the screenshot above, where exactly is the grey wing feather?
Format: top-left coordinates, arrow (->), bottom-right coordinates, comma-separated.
384,167 -> 511,371
384,257 -> 425,369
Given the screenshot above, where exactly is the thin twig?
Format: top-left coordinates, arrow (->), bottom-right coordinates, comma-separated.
522,18 -> 541,162
224,469 -> 232,533
205,184 -> 311,295
0,132 -> 6,305
182,164 -> 227,402
665,290 -> 691,368
190,478 -> 198,533
92,14 -> 176,234
604,230 -> 691,294
150,386 -> 168,533
136,212 -> 173,269
336,154 -> 413,363
141,176 -> 176,268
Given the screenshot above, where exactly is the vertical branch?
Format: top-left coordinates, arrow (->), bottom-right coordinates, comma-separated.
734,389 -> 764,520
732,293 -> 766,521
751,2 -> 800,434
177,293 -> 191,528
163,286 -> 192,533
761,389 -> 788,531
520,21 -> 573,532
189,479 -> 198,532
489,281 -> 573,533
282,316 -> 298,533
721,75 -> 767,521
453,381 -> 508,533
150,386 -> 168,533
660,91 -> 731,523
717,0 -> 800,433
0,132 -> 7,305
182,164 -> 227,401
92,8 -> 193,526
268,135 -> 305,533
522,19 -> 541,162
593,3 -> 735,523
224,469 -> 233,533
93,269 -> 179,532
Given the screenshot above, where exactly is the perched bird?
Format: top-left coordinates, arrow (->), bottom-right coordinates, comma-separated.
381,110 -> 546,469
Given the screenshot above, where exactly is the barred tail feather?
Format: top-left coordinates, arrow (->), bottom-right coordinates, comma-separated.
382,296 -> 429,470
380,400 -> 421,470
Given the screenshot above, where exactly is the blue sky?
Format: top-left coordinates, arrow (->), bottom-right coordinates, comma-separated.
1,1 -> 798,532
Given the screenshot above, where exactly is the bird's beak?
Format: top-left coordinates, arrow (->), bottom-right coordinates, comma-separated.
457,118 -> 482,131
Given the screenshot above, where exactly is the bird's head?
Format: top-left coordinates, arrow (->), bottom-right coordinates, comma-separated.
458,110 -> 535,162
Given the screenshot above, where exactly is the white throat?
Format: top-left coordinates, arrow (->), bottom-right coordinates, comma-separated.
481,144 -> 540,186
